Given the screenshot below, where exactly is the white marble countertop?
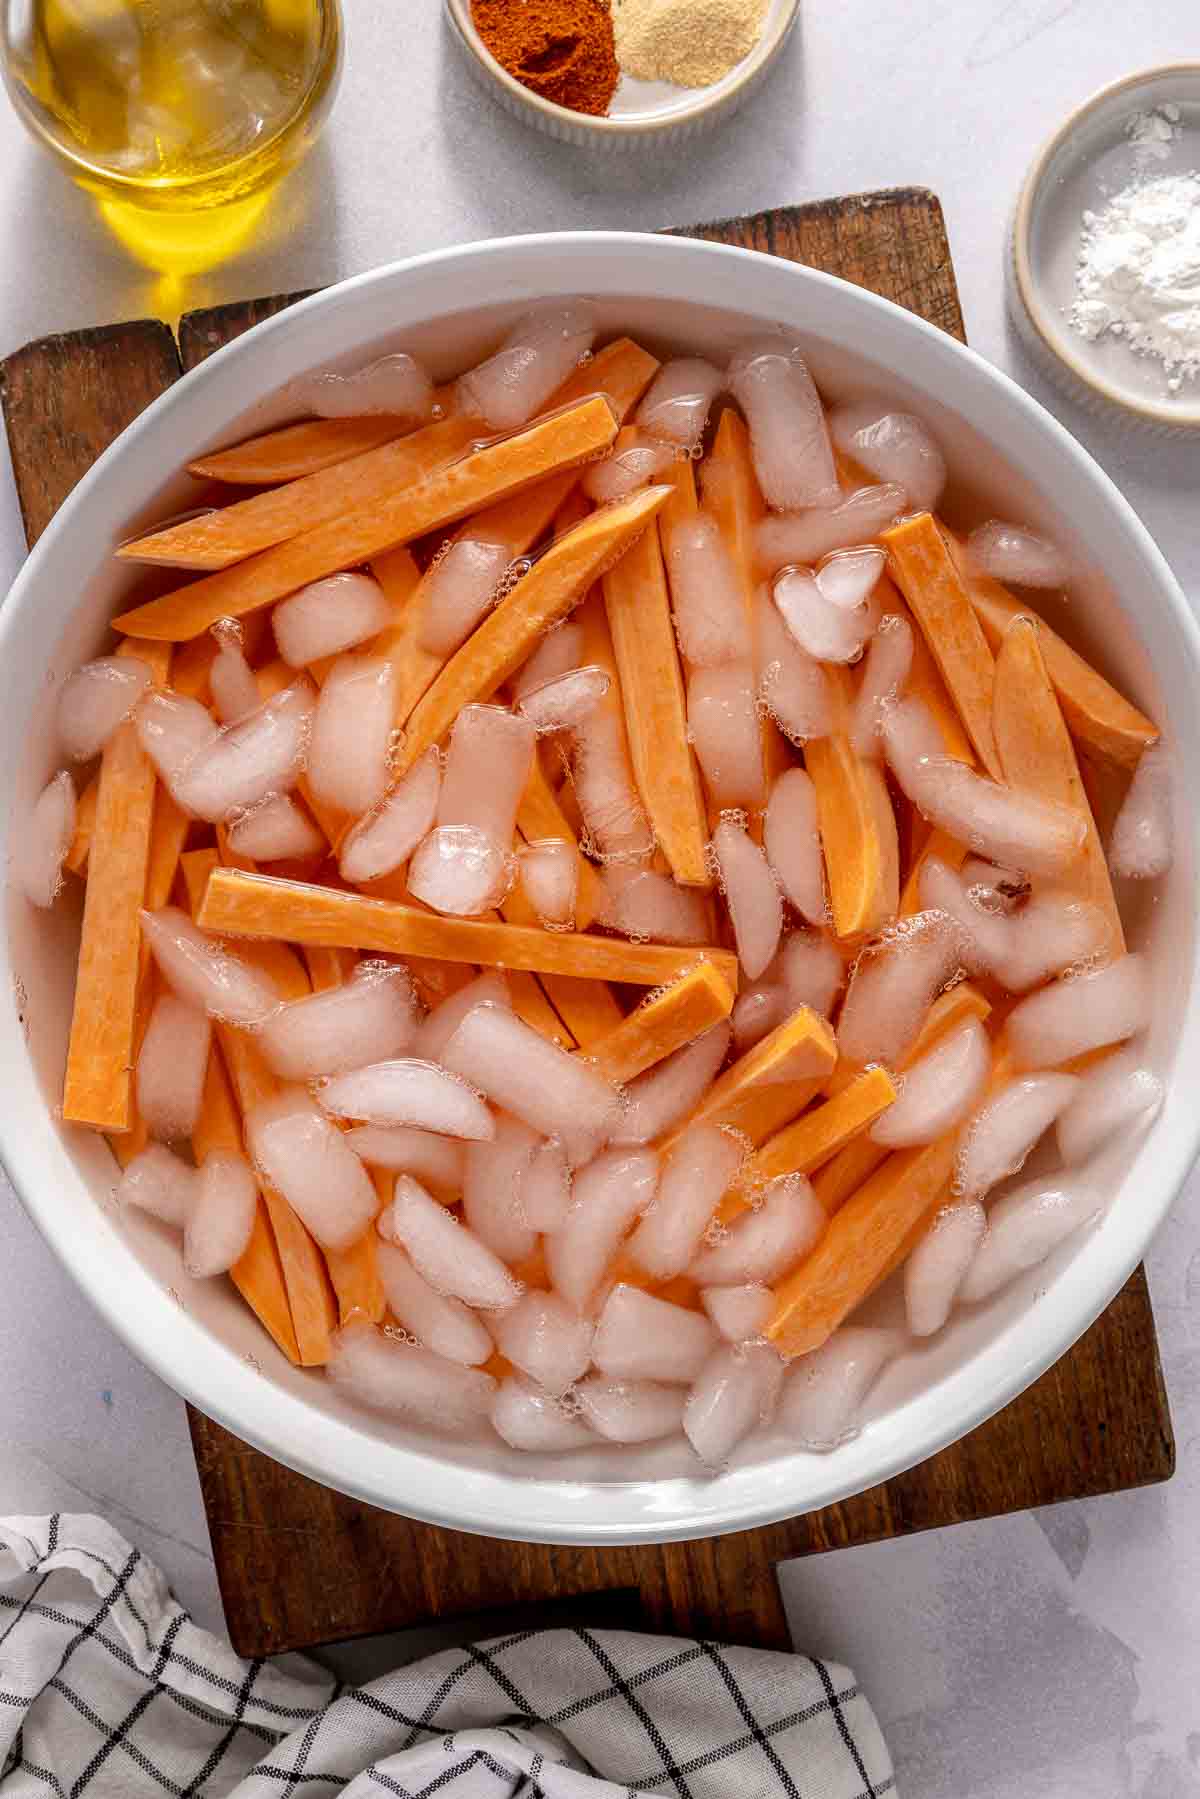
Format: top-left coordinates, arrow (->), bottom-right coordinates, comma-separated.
2,5 -> 1198,1792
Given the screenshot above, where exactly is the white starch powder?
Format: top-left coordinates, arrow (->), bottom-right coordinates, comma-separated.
1069,108 -> 1200,392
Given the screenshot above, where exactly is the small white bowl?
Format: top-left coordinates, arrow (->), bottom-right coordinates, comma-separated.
444,0 -> 799,146
1010,63 -> 1200,432
3,234 -> 1199,1543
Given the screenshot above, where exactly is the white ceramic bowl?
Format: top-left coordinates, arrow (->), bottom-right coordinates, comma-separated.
3,234 -> 1197,1544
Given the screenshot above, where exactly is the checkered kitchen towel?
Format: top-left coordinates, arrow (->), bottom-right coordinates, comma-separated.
0,1515 -> 894,1797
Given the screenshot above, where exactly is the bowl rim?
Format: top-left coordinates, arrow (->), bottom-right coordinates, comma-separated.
443,0 -> 799,136
1011,60 -> 1200,430
3,229 -> 1199,1542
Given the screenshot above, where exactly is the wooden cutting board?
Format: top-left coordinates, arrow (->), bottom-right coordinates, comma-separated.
1,188 -> 1174,1661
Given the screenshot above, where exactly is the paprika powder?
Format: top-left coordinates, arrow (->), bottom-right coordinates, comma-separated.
471,0 -> 620,117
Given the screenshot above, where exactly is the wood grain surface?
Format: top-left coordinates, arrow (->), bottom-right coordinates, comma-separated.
0,187 -> 1172,1662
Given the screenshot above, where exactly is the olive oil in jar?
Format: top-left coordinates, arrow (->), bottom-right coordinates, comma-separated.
3,0 -> 340,262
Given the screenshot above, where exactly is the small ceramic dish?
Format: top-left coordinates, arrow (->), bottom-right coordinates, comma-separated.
1010,63 -> 1200,433
444,0 -> 800,147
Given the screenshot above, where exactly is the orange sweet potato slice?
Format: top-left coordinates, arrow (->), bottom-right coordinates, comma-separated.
188,416 -> 424,486
63,639 -> 171,1132
324,1183 -> 388,1328
718,1065 -> 899,1225
588,962 -> 735,1084
516,754 -> 604,930
877,574 -> 975,763
883,512 -> 1003,779
657,1005 -> 837,1154
805,665 -> 899,941
112,397 -> 620,641
499,881 -> 623,1047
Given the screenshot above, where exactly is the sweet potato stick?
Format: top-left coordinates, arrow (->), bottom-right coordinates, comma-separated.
324,1173 -> 388,1329
120,415 -> 480,571
517,755 -> 604,929
814,984 -> 993,1213
658,455 -> 698,538
192,1044 -> 302,1366
508,969 -> 577,1047
63,638 -> 171,1132
883,512 -> 1003,779
197,866 -> 740,987
189,416 -> 425,486
657,1005 -> 838,1154
303,945 -> 358,991
395,482 -> 672,776
587,962 -> 736,1084
602,504 -> 711,887
719,1066 -> 899,1224
805,666 -> 899,940
877,575 -> 974,763
181,849 -> 338,1364
64,775 -> 98,876
766,1131 -> 960,1357
993,614 -> 1124,956
112,398 -> 620,641
499,882 -> 623,1046
942,531 -> 1158,773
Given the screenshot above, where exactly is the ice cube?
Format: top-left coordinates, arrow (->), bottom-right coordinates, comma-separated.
438,705 -> 536,851
304,351 -> 434,422
184,1150 -> 257,1279
57,656 -> 153,761
727,340 -> 839,510
135,690 -> 220,788
493,1290 -> 594,1395
754,586 -> 833,744
328,1324 -> 496,1428
665,514 -> 752,667
1001,893 -> 1109,993
763,769 -> 827,925
117,1143 -> 195,1229
174,680 -> 316,822
1109,741 -> 1171,879
463,1111 -> 540,1265
954,1072 -> 1081,1199
511,621 -> 584,703
966,521 -> 1070,590
593,1283 -> 717,1384
345,1124 -> 466,1196
518,839 -> 578,931
958,1178 -> 1103,1305
731,928 -> 846,1052
627,1123 -> 745,1280
577,1375 -> 685,1444
246,1089 -> 379,1250
687,662 -> 766,810
419,537 -> 513,659
140,906 -> 280,1027
491,1376 -> 596,1451
683,1341 -> 784,1466
457,302 -> 598,430
441,1002 -> 619,1163
870,1018 -> 991,1148
773,567 -> 879,665
17,770 -> 75,908
754,484 -> 907,574
777,1327 -> 905,1449
273,572 -> 392,667
571,707 -> 653,861
598,864 -> 710,946
518,1135 -> 572,1232
581,431 -> 674,505
636,356 -> 723,448
689,1173 -> 824,1286
307,655 -> 395,817
816,545 -> 886,611
958,857 -> 1028,912
611,1019 -> 731,1145
380,1173 -> 521,1309
700,1283 -> 772,1343
414,970 -> 511,1062
828,400 -> 946,510
338,747 -> 441,885
837,909 -> 964,1067
545,1147 -> 659,1311
915,857 -> 1010,980
135,992 -> 212,1143
209,626 -> 261,724
712,818 -> 782,981
376,1241 -> 493,1365
1006,954 -> 1149,1069
408,824 -> 514,917
516,665 -> 610,735
903,1203 -> 987,1335
261,960 -> 418,1081
851,614 -> 914,757
226,794 -> 325,863
731,984 -> 786,1053
316,1058 -> 496,1140
1056,1050 -> 1163,1166
882,698 -> 1086,876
